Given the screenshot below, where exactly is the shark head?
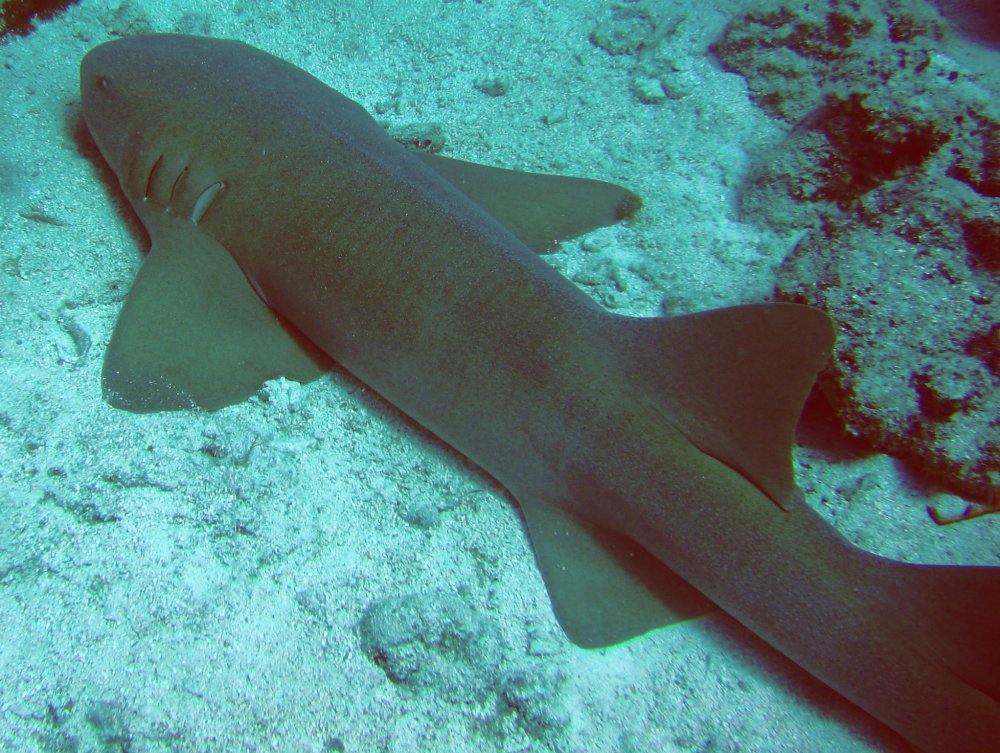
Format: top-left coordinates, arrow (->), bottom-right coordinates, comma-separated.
80,35 -> 262,227
81,36 -> 164,180
80,34 -> 369,229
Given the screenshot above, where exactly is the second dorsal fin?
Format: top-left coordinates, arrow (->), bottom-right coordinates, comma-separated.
609,303 -> 835,509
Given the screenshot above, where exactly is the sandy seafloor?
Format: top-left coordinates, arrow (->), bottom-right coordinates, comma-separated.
0,1 -> 997,752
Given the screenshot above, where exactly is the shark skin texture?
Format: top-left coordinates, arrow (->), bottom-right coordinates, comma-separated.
80,35 -> 1000,753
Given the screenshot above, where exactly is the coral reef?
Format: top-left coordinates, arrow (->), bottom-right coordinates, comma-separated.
716,0 -> 999,502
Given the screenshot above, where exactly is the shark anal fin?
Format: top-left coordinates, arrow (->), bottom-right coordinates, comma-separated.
613,303 -> 835,510
415,152 -> 641,253
103,215 -> 330,412
517,494 -> 716,649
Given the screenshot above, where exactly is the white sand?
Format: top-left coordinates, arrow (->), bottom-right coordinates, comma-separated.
0,1 -> 996,751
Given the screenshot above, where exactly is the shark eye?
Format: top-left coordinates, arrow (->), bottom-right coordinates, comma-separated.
97,76 -> 110,91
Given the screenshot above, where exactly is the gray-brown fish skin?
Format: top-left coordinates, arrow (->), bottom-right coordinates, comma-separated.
81,35 -> 1000,753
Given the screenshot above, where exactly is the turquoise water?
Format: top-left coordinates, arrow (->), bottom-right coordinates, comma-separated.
1,2 -> 997,751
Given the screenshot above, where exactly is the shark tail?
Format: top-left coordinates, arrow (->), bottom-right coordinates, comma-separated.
611,302 -> 1000,707
886,557 -> 1000,705
612,301 -> 1000,704
866,556 -> 1000,753
581,301 -> 1000,751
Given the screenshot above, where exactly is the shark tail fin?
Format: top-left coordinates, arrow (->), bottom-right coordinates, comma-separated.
610,302 -> 836,510
886,558 -> 1000,705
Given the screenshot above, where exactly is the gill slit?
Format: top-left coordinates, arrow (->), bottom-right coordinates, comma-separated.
144,154 -> 164,200
170,165 -> 190,203
121,131 -> 145,200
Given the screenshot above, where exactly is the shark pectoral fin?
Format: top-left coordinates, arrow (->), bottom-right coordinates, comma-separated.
103,218 -> 330,412
414,152 -> 641,252
517,494 -> 716,649
616,303 -> 836,510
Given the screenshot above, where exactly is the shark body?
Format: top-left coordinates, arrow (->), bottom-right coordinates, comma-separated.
80,35 -> 1000,753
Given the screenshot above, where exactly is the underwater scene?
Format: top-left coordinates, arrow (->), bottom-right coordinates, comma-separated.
1,1 -> 998,751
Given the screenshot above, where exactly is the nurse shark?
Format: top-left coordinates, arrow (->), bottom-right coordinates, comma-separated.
80,35 -> 1000,753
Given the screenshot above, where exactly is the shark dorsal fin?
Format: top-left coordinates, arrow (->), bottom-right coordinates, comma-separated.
517,302 -> 833,648
614,303 -> 835,510
415,152 -> 641,252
